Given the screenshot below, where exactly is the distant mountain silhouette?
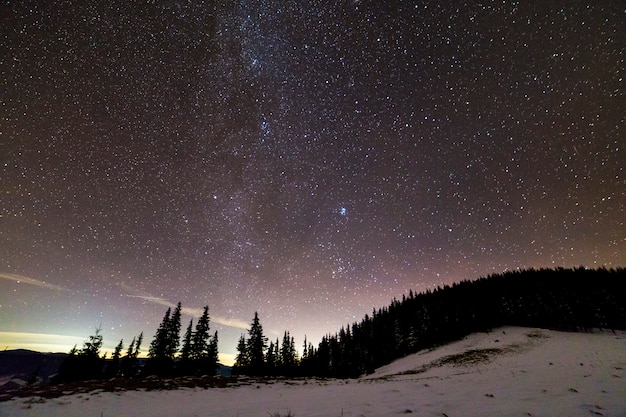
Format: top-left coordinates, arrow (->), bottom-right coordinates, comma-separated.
0,349 -> 67,382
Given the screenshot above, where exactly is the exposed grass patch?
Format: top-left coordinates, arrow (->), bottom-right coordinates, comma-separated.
437,348 -> 505,366
0,375 -> 239,402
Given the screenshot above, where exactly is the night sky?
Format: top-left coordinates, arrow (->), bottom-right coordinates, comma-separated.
1,1 -> 624,365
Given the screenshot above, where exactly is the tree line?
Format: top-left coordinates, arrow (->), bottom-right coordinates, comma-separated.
57,267 -> 625,382
55,303 -> 218,382
232,312 -> 304,376
302,266 -> 626,377
233,267 -> 625,378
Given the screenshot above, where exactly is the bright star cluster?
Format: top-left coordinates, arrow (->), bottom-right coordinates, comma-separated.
1,1 -> 624,363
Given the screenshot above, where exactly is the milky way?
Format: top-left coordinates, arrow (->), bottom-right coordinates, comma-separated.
1,1 -> 624,363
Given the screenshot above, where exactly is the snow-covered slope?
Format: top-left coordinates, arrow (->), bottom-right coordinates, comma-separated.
2,327 -> 625,417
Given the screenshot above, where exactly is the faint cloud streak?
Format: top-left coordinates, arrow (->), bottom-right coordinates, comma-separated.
0,272 -> 68,292
120,285 -> 248,330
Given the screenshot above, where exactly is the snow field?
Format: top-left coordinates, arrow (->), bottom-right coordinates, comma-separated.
2,327 -> 624,417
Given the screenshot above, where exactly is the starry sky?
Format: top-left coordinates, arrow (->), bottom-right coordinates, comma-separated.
1,1 -> 624,365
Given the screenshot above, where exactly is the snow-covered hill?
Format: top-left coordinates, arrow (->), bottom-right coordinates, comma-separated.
2,327 -> 624,416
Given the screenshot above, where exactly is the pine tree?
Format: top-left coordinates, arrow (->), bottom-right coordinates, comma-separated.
406,325 -> 418,352
108,339 -> 123,377
149,307 -> 171,359
192,306 -> 210,360
166,302 -> 182,358
233,334 -> 250,372
273,338 -> 280,369
126,337 -> 136,358
180,319 -> 194,361
82,326 -> 105,379
208,330 -> 219,372
247,312 -> 267,375
302,336 -> 308,359
315,336 -> 331,377
300,337 -> 316,376
149,303 -> 181,361
266,340 -> 277,374
148,303 -> 181,375
56,345 -> 79,383
120,332 -> 142,377
120,336 -> 135,377
56,328 -> 105,382
134,332 -> 143,358
291,336 -> 298,363
280,331 -> 297,374
81,326 -> 103,359
113,339 -> 124,361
